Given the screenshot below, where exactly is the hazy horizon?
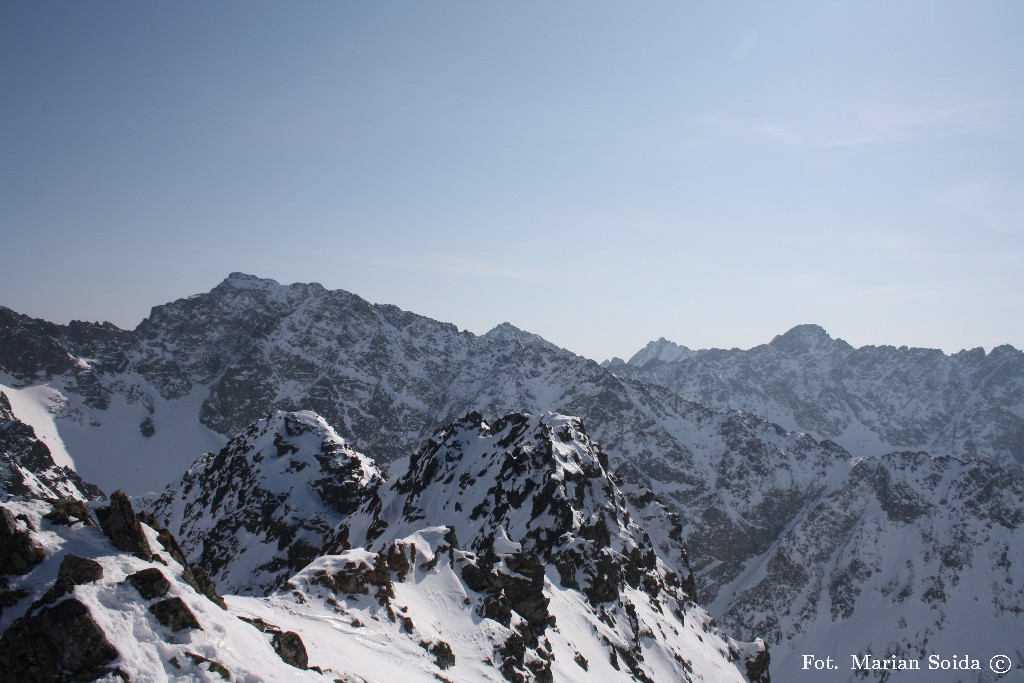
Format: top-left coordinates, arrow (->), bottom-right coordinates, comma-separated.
3,2 -> 1022,361
2,271 -> 1018,362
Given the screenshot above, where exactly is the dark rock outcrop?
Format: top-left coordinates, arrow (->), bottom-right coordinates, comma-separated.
0,598 -> 119,682
96,490 -> 152,560
271,630 -> 309,670
308,553 -> 394,604
0,506 -> 43,575
149,596 -> 202,632
461,552 -> 550,634
0,391 -> 104,502
43,499 -> 97,527
238,615 -> 312,670
33,554 -> 104,607
127,567 -> 171,600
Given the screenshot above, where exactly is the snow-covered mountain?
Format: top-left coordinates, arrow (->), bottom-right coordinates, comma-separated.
717,450 -> 1024,682
1,275 -> 1022,681
1,412 -> 768,682
147,410 -> 384,595
611,324 -> 1024,465
326,409 -> 768,683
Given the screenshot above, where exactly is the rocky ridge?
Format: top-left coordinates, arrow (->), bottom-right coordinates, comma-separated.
278,410 -> 767,683
611,324 -> 1024,465
0,390 -> 104,502
147,410 -> 384,595
0,494 -> 290,681
145,407 -> 769,681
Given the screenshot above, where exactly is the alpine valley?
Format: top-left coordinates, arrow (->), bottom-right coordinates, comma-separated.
1,273 -> 1022,682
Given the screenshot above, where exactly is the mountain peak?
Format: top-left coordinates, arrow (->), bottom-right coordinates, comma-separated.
627,336 -> 692,367
334,410 -> 764,682
484,322 -> 559,351
768,324 -> 848,353
220,272 -> 278,289
147,409 -> 384,595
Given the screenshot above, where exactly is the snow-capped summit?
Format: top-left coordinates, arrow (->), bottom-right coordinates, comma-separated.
146,410 -> 384,595
619,325 -> 1024,464
349,411 -> 695,605
140,408 -> 769,682
626,337 -> 694,367
323,410 -> 769,683
483,322 -> 563,352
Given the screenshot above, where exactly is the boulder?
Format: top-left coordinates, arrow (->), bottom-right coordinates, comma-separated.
33,554 -> 104,607
271,630 -> 309,669
149,596 -> 201,631
0,506 -> 44,575
127,567 -> 170,600
96,490 -> 152,560
0,598 -> 119,681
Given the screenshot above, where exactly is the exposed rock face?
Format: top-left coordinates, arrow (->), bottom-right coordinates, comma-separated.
331,411 -> 766,683
96,489 -> 152,560
34,554 -> 104,607
0,307 -> 130,409
461,552 -> 550,633
0,506 -> 43,575
713,451 -> 1024,678
0,598 -> 119,682
127,567 -> 171,599
614,325 -> 1024,465
145,410 -> 384,595
271,631 -> 308,670
0,391 -> 105,501
149,596 -> 202,632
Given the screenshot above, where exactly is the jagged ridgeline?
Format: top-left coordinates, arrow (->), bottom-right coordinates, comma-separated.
610,325 -> 1024,465
2,409 -> 768,682
199,409 -> 768,681
146,410 -> 385,596
0,492 -> 321,680
2,273 -> 1023,681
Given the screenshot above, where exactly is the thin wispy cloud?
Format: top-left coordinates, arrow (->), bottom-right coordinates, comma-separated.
753,100 -> 1001,149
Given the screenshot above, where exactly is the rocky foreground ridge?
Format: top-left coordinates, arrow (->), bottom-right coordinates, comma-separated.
2,409 -> 768,682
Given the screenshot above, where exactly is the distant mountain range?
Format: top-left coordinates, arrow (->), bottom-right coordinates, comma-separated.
607,324 -> 1024,464
2,273 -> 1022,681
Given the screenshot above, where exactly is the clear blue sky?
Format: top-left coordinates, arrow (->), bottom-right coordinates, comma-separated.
2,1 -> 1022,361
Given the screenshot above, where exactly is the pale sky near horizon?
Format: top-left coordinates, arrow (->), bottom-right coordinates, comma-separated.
2,1 -> 1022,361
